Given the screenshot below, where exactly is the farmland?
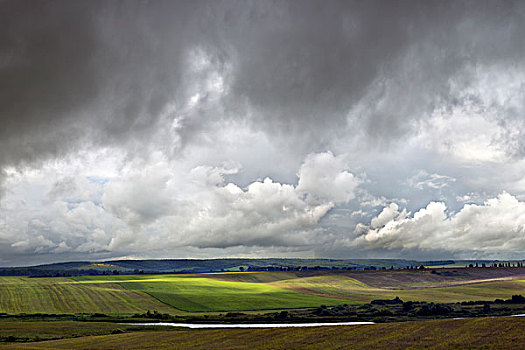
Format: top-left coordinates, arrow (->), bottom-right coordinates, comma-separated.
213,268 -> 525,303
0,277 -> 174,315
0,321 -> 174,343
1,268 -> 525,315
0,267 -> 524,349
1,317 -> 525,349
73,275 -> 352,312
212,267 -> 525,288
270,274 -> 525,303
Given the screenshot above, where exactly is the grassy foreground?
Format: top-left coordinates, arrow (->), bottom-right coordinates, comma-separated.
0,321 -> 174,343
1,317 -> 524,349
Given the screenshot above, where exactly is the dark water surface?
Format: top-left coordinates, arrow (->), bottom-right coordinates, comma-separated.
120,321 -> 375,328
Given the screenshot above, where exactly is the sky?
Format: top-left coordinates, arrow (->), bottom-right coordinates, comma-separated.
1,0 -> 525,266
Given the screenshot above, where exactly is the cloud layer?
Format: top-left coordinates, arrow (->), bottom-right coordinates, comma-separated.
1,151 -> 360,263
1,1 -> 525,264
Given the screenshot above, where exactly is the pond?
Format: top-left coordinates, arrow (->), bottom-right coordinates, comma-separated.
121,321 -> 375,329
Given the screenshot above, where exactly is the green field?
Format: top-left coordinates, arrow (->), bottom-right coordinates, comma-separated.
1,317 -> 524,349
0,277 -> 174,315
1,269 -> 525,315
73,275 -> 352,312
271,274 -> 525,303
1,270 -> 525,349
209,269 -> 525,303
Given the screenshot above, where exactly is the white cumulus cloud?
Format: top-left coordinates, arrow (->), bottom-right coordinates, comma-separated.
1,151 -> 360,258
296,152 -> 360,205
354,192 -> 525,256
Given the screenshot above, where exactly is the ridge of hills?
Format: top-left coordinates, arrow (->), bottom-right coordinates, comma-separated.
0,258 -> 503,276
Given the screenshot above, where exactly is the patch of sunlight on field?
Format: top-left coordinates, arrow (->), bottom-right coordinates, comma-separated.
273,275 -> 525,303
74,275 -> 353,312
208,271 -> 301,283
0,276 -> 174,314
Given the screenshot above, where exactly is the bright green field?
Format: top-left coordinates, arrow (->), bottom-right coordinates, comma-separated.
73,275 -> 352,312
0,277 -> 174,315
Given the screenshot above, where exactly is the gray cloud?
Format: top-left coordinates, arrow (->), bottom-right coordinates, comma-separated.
1,1 -> 525,264
408,170 -> 456,191
3,1 -> 525,170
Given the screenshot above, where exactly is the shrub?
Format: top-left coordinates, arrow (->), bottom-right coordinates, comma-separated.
416,303 -> 452,316
371,297 -> 403,305
276,311 -> 288,319
511,295 -> 525,303
403,301 -> 414,312
374,308 -> 394,316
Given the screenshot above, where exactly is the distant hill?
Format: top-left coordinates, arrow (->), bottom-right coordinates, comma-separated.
0,258 -> 447,276
0,258 -> 508,277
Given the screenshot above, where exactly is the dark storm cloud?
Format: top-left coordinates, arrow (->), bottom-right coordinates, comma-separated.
2,0 -> 525,264
221,0 -> 525,147
2,0 -> 525,172
0,0 -> 202,168
1,0 -> 103,165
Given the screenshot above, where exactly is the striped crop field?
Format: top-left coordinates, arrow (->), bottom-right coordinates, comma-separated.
73,275 -> 353,312
2,269 -> 524,315
0,277 -> 174,315
271,274 -> 525,303
212,268 -> 525,288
